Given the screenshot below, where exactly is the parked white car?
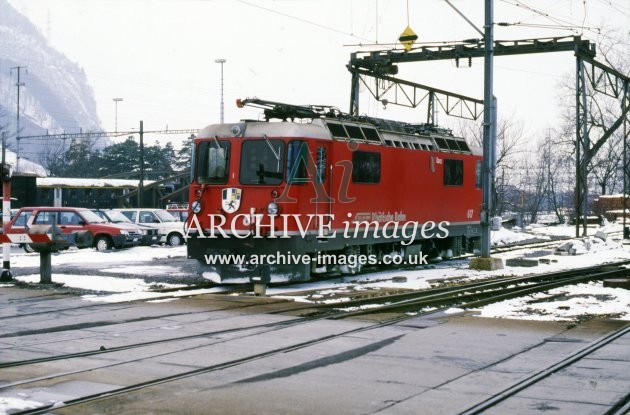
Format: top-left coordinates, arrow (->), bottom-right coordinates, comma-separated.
116,208 -> 185,246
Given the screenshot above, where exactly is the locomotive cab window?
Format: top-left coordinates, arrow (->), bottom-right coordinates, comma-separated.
444,159 -> 464,186
352,151 -> 380,184
196,140 -> 230,184
476,160 -> 482,188
286,142 -> 328,184
240,139 -> 285,185
286,141 -> 308,184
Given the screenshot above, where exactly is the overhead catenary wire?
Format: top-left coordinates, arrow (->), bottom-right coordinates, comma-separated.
595,0 -> 630,18
497,0 -> 628,59
235,0 -> 373,43
9,0 -> 628,148
499,0 -> 586,32
496,21 -> 600,34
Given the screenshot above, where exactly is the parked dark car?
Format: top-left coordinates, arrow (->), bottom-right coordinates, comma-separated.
92,209 -> 160,246
9,207 -> 143,252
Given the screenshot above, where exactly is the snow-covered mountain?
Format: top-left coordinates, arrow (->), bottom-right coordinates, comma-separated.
0,0 -> 103,174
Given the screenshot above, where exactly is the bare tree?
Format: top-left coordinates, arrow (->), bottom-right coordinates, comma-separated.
456,115 -> 528,216
552,29 -> 629,228
591,133 -> 623,195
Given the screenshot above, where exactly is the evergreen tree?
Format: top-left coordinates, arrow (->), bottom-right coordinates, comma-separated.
50,138 -> 97,177
143,140 -> 176,180
97,137 -> 139,178
175,136 -> 193,172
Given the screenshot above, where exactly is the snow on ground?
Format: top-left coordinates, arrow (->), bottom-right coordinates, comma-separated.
15,274 -> 179,293
4,223 -> 630,322
99,265 -> 189,277
479,282 -> 630,321
268,223 -> 630,322
491,226 -> 551,246
80,287 -> 228,304
8,245 -> 188,270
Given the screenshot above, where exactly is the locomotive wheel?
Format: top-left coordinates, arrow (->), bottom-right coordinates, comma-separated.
344,261 -> 363,275
340,246 -> 363,275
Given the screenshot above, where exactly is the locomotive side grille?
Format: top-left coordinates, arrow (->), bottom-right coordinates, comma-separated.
325,118 -> 472,154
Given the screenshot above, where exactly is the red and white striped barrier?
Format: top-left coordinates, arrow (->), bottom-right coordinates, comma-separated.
0,234 -> 52,244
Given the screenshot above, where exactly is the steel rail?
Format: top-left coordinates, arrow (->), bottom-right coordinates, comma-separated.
7,261 -> 629,414
8,313 -> 405,415
315,261 -> 630,318
459,323 -> 630,415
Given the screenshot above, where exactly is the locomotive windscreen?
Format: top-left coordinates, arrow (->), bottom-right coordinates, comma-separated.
196,140 -> 230,184
240,139 -> 285,185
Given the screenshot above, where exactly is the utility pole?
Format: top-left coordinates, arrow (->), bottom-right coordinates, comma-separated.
113,98 -> 123,133
215,59 -> 226,123
624,81 -> 629,239
138,120 -> 144,208
11,66 -> 26,173
1,131 -> 12,282
480,0 -> 494,258
471,0 -> 503,270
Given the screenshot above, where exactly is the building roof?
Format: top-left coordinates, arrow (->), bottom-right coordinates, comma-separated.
4,149 -> 48,177
37,177 -> 156,188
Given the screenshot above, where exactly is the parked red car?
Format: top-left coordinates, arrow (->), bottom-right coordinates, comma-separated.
9,207 -> 143,252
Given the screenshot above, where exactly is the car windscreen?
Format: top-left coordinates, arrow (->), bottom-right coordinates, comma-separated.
155,210 -> 178,222
80,210 -> 107,223
106,210 -> 133,223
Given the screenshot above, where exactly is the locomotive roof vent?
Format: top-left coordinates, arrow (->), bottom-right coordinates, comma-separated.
234,97 -> 473,154
432,135 -> 471,153
325,121 -> 383,145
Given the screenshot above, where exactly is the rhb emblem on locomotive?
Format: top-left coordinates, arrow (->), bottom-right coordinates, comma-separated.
222,188 -> 242,213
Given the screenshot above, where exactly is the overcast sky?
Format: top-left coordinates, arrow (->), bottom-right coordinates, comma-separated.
8,0 -> 630,144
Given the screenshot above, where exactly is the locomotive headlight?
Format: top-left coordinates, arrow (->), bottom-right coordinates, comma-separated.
191,200 -> 202,214
267,202 -> 279,215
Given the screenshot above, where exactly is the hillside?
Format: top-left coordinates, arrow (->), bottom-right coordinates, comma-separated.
0,0 -> 103,174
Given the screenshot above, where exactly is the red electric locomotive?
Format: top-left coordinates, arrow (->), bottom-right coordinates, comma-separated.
186,98 -> 482,283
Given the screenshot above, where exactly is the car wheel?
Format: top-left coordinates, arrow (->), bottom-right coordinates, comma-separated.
167,233 -> 182,246
22,243 -> 35,253
94,236 -> 113,252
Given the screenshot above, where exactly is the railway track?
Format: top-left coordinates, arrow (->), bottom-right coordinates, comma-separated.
283,261 -> 630,319
3,261 -> 629,414
2,303 -> 396,414
6,261 -> 625,370
458,323 -> 630,415
489,228 -> 623,257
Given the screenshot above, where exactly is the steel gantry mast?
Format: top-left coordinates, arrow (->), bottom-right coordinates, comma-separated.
348,34 -> 629,249
576,57 -> 630,237
348,36 -> 596,121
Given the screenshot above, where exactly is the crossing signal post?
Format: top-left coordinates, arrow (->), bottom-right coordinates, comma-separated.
1,163 -> 11,182
1,133 -> 13,282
